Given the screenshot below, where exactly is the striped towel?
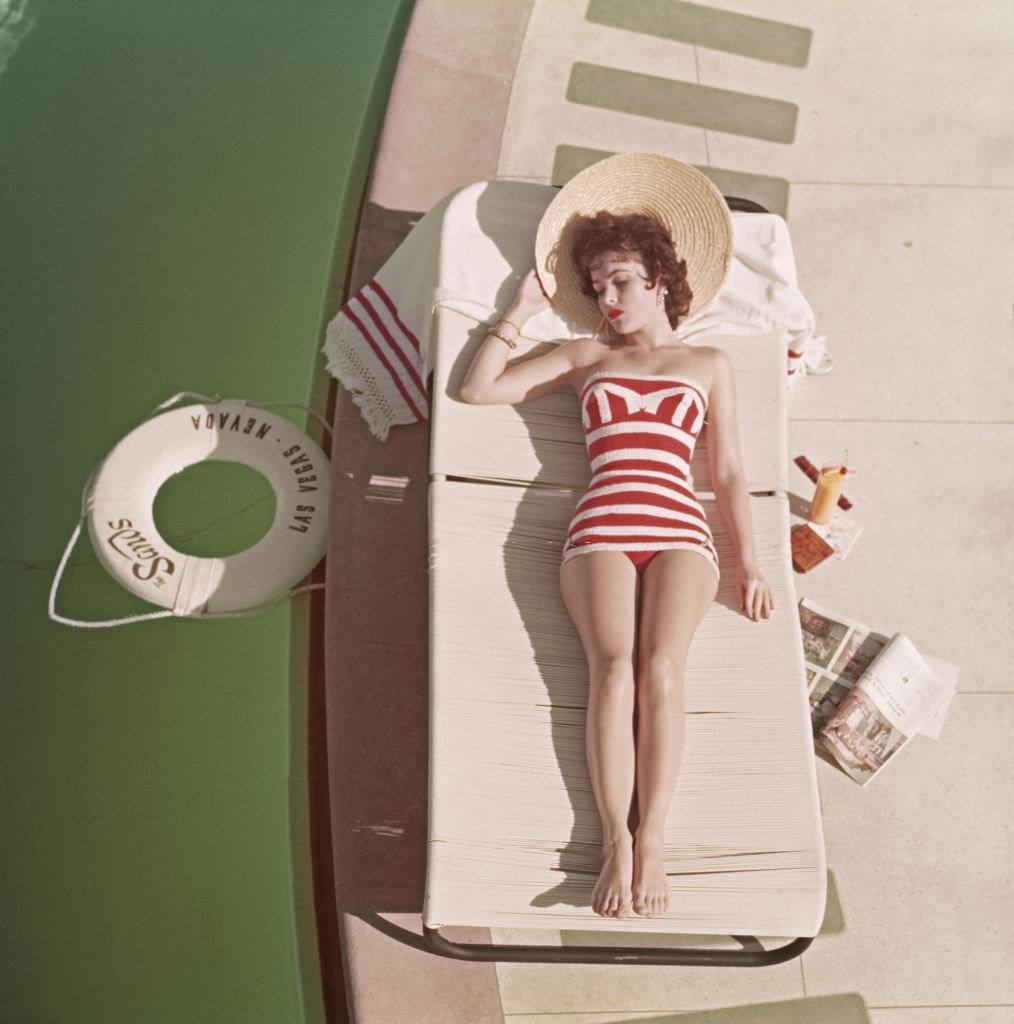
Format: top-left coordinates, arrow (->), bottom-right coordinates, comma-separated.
322,181 -> 579,441
322,180 -> 830,441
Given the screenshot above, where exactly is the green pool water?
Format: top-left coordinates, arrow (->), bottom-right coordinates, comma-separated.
1,1 -> 413,1020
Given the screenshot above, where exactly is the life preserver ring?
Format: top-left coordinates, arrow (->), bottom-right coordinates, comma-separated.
84,398 -> 330,615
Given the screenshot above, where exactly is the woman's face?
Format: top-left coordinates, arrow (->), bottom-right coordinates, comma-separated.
588,250 -> 664,333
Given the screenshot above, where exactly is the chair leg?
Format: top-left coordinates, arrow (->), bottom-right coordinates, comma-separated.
423,926 -> 813,966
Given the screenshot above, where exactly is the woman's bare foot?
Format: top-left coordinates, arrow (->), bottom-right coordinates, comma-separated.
592,836 -> 634,917
632,831 -> 669,917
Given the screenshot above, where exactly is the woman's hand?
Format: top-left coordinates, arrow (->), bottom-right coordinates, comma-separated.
736,562 -> 774,621
509,266 -> 551,321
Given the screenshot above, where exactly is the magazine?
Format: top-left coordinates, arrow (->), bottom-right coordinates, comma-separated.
798,599 -> 959,787
789,505 -> 864,562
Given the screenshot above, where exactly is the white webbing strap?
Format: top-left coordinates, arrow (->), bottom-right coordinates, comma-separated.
48,391 -> 331,629
248,399 -> 332,438
48,519 -> 177,628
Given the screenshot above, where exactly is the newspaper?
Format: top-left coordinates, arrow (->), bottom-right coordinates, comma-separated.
798,598 -> 959,787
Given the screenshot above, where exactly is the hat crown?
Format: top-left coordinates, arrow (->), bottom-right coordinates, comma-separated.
535,152 -> 733,332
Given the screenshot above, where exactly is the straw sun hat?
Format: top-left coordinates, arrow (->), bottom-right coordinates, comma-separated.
534,152 -> 734,332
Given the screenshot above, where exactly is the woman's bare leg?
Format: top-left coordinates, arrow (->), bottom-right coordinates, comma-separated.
631,550 -> 718,917
559,551 -> 639,918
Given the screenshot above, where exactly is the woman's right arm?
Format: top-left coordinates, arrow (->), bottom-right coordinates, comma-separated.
459,268 -> 585,405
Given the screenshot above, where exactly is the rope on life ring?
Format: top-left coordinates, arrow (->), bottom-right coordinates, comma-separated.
49,391 -> 332,628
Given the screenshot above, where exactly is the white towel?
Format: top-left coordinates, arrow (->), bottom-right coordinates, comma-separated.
322,180 -> 831,441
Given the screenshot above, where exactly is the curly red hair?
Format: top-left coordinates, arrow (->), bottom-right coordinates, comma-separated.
569,210 -> 692,330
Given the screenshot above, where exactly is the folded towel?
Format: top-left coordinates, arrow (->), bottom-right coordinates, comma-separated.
677,213 -> 831,385
323,180 -> 831,441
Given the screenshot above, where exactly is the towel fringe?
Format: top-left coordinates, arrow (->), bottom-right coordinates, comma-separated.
323,317 -> 401,442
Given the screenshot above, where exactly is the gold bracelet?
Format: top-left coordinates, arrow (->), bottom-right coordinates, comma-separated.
488,328 -> 517,350
497,316 -> 522,334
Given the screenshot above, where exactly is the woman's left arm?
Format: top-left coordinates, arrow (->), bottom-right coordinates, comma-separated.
703,349 -> 774,621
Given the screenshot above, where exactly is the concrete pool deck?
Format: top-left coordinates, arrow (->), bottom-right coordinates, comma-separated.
322,2 -> 1013,1020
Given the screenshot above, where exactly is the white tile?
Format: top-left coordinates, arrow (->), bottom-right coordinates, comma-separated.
785,185 -> 1014,424
396,0 -> 1012,1019
494,931 -> 805,1015
803,695 -> 1014,1004
786,420 -> 1014,693
502,1003 -> 1014,1023
506,1016 -> 654,1024
870,1010 -> 1014,1024
402,0 -> 531,82
502,993 -> 872,1022
697,0 -> 1014,187
498,0 -> 706,181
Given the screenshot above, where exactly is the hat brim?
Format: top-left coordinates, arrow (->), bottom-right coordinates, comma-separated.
534,152 -> 734,332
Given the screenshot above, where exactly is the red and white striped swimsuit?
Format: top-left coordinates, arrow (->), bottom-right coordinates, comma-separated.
561,372 -> 720,582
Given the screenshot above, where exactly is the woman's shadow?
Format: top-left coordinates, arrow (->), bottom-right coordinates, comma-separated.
445,312 -> 744,917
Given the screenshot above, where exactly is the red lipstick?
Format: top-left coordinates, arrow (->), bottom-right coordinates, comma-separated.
608,309 -> 623,320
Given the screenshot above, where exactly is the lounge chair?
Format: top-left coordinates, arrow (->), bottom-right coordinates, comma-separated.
423,301 -> 827,965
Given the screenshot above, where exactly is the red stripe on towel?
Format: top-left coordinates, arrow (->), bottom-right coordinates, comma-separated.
354,290 -> 427,400
369,280 -> 422,359
341,303 -> 427,423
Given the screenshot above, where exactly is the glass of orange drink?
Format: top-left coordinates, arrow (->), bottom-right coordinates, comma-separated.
809,456 -> 849,525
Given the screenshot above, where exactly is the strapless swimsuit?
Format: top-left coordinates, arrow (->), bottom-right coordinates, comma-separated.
561,372 -> 720,582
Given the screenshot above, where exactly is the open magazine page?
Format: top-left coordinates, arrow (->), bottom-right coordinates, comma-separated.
817,680 -> 916,787
797,598 -> 958,740
916,657 -> 959,738
798,599 -> 889,734
817,634 -> 953,787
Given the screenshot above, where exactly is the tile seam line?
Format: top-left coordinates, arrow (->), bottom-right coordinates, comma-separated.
861,1004 -> 1014,1010
495,174 -> 1014,191
400,45 -> 519,85
500,1007 -> 1014,1014
501,1008 -> 1014,1016
787,418 -> 1013,425
693,41 -> 711,167
494,0 -> 538,188
789,181 -> 1014,189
